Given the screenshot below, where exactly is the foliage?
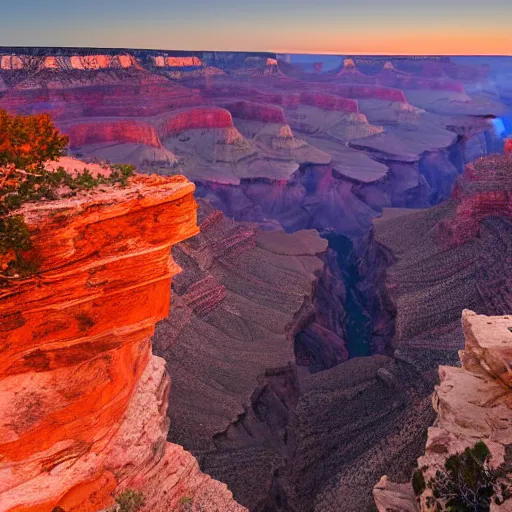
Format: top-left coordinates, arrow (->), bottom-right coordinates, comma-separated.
0,110 -> 69,170
412,468 -> 426,496
414,441 -> 511,511
113,489 -> 145,512
0,109 -> 135,281
179,496 -> 194,511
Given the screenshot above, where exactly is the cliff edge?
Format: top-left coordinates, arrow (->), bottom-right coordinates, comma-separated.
374,310 -> 512,511
0,173 -> 245,512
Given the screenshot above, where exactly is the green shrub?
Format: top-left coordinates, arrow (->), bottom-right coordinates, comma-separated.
179,496 -> 194,511
114,489 -> 145,512
415,441 -> 511,511
412,469 -> 426,496
0,109 -> 136,282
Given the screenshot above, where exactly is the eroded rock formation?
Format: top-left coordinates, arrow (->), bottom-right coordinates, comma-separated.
0,48 -> 511,512
0,174 -> 245,512
374,310 -> 512,512
153,201 -> 330,509
437,154 -> 512,247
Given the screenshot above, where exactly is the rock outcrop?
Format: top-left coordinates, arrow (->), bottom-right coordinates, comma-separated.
0,54 -> 140,71
158,107 -> 234,137
374,310 -> 512,512
150,55 -> 203,68
0,173 -> 245,512
337,58 -> 375,84
437,154 -> 512,247
65,119 -> 163,148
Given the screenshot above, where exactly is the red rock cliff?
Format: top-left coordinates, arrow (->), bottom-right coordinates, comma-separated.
63,119 -> 164,149
0,174 -> 246,512
158,107 -> 234,138
505,138 -> 512,155
298,92 -> 359,113
221,100 -> 287,124
437,154 -> 512,247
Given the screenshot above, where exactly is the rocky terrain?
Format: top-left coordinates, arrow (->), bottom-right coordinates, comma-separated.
153,201 -> 331,508
368,154 -> 512,374
147,152 -> 511,512
374,310 -> 512,512
0,170 -> 245,512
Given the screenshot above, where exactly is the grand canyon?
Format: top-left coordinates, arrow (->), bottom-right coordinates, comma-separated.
1,47 -> 512,512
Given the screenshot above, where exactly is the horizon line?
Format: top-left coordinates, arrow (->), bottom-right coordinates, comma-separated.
0,45 -> 510,58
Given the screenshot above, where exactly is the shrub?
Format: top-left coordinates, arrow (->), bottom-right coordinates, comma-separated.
0,109 -> 135,282
412,468 -> 426,496
179,496 -> 194,511
414,441 -> 511,511
0,110 -> 69,170
114,489 -> 145,512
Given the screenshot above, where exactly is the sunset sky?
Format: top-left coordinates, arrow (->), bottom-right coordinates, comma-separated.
1,0 -> 511,55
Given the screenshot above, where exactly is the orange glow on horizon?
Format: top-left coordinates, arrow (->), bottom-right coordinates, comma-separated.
269,28 -> 512,56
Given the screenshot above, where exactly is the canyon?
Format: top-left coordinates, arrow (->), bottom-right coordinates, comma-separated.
1,47 -> 512,511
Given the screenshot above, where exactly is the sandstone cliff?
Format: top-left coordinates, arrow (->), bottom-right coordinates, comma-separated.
0,173 -> 245,512
0,54 -> 140,71
374,310 -> 512,512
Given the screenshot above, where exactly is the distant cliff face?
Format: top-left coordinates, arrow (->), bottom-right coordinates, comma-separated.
437,154 -> 512,247
0,172 -> 245,512
374,310 -> 512,512
0,53 -> 140,71
150,55 -> 203,68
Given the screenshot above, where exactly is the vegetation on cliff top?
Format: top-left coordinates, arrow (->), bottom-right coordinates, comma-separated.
0,109 -> 135,282
112,489 -> 145,512
413,441 -> 512,511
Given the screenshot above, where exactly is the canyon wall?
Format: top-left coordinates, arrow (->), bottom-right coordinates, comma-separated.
158,107 -> 234,137
0,48 -> 510,512
222,100 -> 287,124
65,119 -> 163,148
438,154 -> 512,248
152,200 -> 330,509
0,174 -> 245,512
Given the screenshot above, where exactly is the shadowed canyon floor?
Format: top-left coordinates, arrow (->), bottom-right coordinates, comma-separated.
1,49 -> 512,511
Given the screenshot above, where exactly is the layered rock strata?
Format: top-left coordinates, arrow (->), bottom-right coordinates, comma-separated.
438,154 -> 512,247
368,155 -> 512,373
0,174 -> 245,512
153,201 -> 330,508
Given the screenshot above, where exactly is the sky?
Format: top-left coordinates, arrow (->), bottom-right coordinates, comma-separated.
1,0 -> 511,55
